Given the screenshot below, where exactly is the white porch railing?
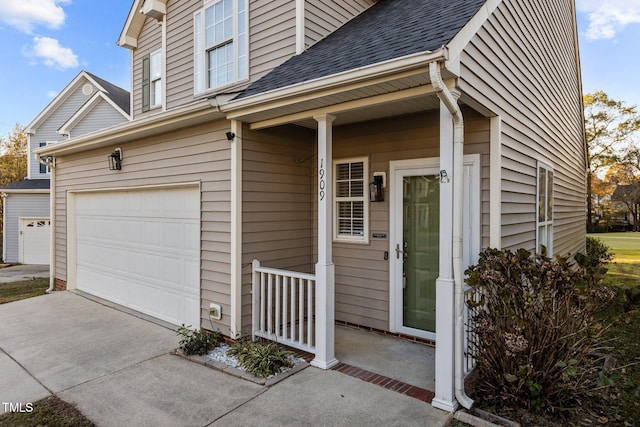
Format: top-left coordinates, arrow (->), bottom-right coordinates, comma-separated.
251,260 -> 316,353
463,285 -> 481,376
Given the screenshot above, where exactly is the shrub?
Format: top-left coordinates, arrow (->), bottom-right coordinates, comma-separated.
574,237 -> 613,287
176,325 -> 221,356
465,249 -> 615,414
227,341 -> 293,378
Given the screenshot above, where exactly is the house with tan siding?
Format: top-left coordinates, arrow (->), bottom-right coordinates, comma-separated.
36,0 -> 586,412
1,72 -> 129,265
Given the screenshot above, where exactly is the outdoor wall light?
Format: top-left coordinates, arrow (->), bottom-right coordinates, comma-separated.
108,148 -> 123,171
369,172 -> 386,202
226,132 -> 236,141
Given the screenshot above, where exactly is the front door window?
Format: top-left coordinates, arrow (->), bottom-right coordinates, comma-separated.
402,175 -> 439,333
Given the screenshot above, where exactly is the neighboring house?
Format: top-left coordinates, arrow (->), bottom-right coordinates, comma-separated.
1,71 -> 130,265
36,0 -> 586,411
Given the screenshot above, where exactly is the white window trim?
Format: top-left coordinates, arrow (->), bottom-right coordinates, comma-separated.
333,156 -> 370,244
38,142 -> 54,175
193,0 -> 249,95
150,49 -> 162,109
536,162 -> 554,255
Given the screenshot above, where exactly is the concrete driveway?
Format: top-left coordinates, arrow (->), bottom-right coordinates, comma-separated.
0,292 -> 450,426
0,264 -> 50,283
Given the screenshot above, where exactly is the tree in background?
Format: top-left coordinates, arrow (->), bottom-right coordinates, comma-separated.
590,175 -> 615,229
584,91 -> 640,231
608,145 -> 640,231
0,124 -> 28,252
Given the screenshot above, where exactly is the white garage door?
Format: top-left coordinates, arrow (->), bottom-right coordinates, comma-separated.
20,219 -> 50,264
74,187 -> 200,327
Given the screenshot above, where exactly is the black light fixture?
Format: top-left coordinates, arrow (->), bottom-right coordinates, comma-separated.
369,173 -> 385,202
108,148 -> 123,171
226,132 -> 236,141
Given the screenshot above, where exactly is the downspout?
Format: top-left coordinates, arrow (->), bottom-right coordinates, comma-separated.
429,61 -> 474,409
36,153 -> 56,293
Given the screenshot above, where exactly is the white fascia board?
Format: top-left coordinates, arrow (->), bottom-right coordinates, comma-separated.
118,0 -> 144,50
35,100 -> 223,157
221,49 -> 447,115
0,189 -> 50,194
445,0 -> 502,66
26,71 -> 93,134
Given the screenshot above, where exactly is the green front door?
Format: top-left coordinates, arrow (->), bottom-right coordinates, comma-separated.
402,175 -> 439,333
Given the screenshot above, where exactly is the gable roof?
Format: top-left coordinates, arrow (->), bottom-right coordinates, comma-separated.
26,71 -> 130,134
118,0 -> 167,49
85,72 -> 131,115
238,0 -> 486,99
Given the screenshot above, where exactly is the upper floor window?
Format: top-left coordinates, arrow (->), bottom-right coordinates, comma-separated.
194,0 -> 248,94
39,142 -> 51,174
334,158 -> 369,243
142,49 -> 162,112
536,162 -> 554,255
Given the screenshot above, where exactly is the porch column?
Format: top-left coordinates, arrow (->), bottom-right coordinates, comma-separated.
490,116 -> 502,249
432,100 -> 458,412
311,114 -> 339,370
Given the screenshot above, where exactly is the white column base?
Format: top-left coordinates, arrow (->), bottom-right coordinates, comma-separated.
431,397 -> 459,413
310,357 -> 339,370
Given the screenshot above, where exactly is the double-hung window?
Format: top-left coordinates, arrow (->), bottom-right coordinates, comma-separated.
536,163 -> 554,255
39,142 -> 50,174
194,0 -> 248,94
142,49 -> 162,111
334,158 -> 369,243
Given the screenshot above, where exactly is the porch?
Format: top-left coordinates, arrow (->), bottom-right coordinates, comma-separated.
226,61 -> 498,412
250,260 -> 479,396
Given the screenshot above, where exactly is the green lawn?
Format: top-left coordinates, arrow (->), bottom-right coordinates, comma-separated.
0,278 -> 49,304
588,233 -> 640,289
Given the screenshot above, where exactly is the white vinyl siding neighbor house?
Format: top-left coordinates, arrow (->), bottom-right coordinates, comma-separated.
1,72 -> 129,264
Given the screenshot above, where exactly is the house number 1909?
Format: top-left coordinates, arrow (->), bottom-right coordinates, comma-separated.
319,158 -> 326,201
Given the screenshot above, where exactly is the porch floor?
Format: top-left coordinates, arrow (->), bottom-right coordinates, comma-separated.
334,325 -> 436,392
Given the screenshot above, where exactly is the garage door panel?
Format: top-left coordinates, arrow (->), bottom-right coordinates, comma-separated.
74,187 -> 200,327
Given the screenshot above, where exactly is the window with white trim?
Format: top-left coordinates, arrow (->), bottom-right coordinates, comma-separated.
150,50 -> 162,108
142,50 -> 162,112
194,0 -> 248,94
536,163 -> 554,255
334,158 -> 369,242
38,142 -> 52,174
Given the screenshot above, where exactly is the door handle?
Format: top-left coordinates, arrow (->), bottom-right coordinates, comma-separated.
396,243 -> 407,259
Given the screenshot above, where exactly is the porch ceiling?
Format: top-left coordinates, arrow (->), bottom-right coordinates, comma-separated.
225,71 -> 455,130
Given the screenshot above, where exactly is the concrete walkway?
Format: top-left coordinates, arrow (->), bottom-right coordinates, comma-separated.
0,264 -> 49,283
0,292 -> 451,426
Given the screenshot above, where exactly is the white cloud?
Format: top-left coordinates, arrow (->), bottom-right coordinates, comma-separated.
576,0 -> 640,40
47,90 -> 58,99
0,0 -> 71,34
25,36 -> 79,70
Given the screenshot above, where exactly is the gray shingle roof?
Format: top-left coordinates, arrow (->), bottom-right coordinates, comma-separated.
0,179 -> 50,191
238,0 -> 486,99
86,71 -> 131,115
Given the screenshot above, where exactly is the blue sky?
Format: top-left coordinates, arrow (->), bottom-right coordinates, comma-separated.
0,0 -> 639,138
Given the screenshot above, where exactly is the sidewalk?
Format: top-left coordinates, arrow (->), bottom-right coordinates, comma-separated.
0,292 -> 451,426
0,264 -> 49,283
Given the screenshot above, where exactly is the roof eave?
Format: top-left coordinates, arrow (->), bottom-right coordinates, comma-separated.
35,100 -> 224,157
444,0 -> 502,65
222,48 -> 448,117
118,0 -> 144,50
0,189 -> 50,194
